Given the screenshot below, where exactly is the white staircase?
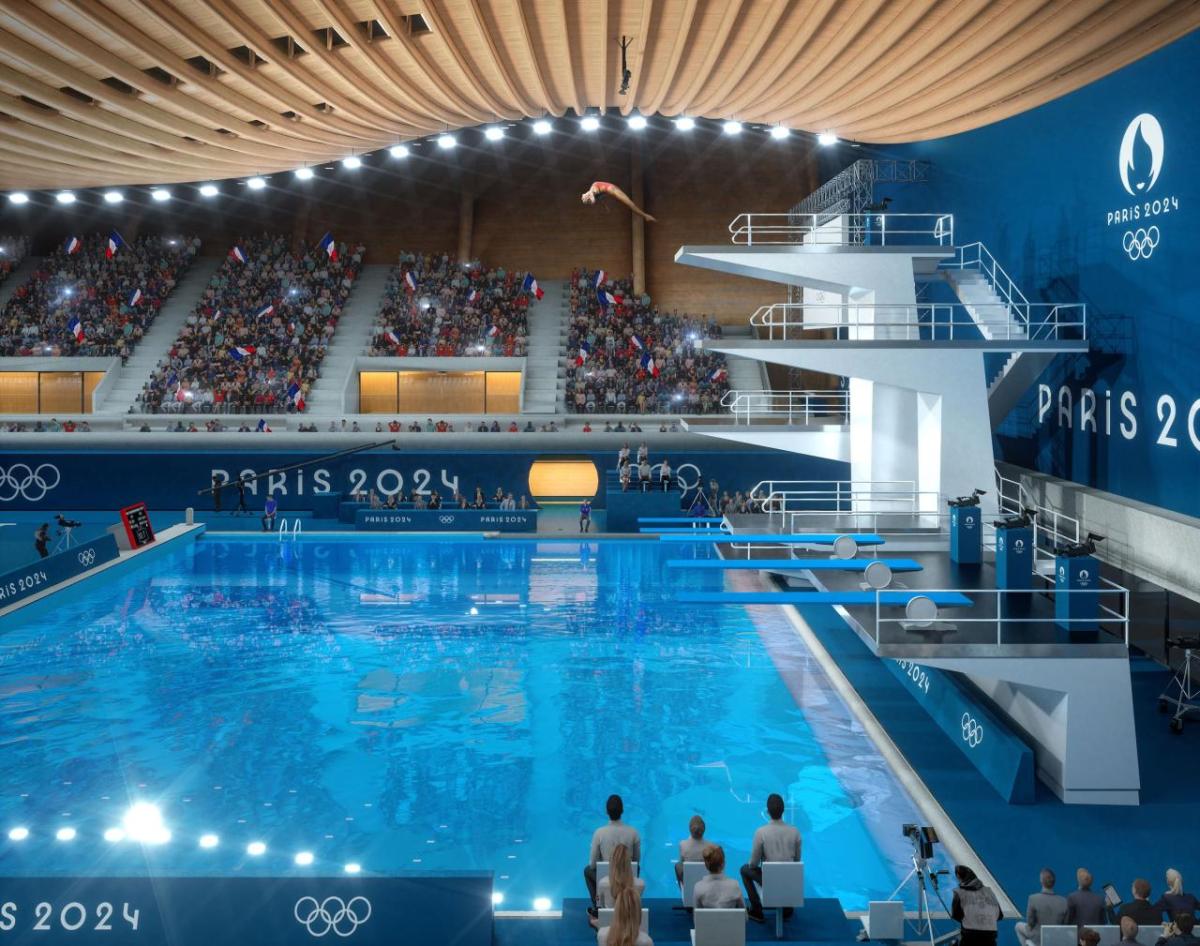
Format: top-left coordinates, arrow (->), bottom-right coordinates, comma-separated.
524,278 -> 567,414
718,325 -> 769,391
305,263 -> 393,413
97,255 -> 224,414
0,255 -> 40,309
943,269 -> 1027,340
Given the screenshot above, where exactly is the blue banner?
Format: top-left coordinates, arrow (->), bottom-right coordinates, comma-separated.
0,533 -> 118,611
355,508 -> 538,532
0,875 -> 491,946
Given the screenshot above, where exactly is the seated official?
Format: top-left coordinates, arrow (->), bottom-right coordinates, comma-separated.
1017,868 -> 1069,946
1158,913 -> 1200,946
597,887 -> 652,946
1068,869 -> 1107,928
1121,880 -> 1164,927
1120,918 -> 1141,946
694,844 -> 745,909
638,459 -> 652,491
740,793 -> 801,923
584,794 -> 641,917
1156,871 -> 1200,922
596,843 -> 645,915
675,815 -> 708,883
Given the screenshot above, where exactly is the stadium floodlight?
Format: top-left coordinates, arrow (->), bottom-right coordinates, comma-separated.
151,188 -> 171,202
817,130 -> 839,146
294,167 -> 314,180
246,177 -> 266,190
627,114 -> 648,131
8,826 -> 30,841
56,191 -> 76,204
199,184 -> 219,198
56,827 -> 77,841
492,892 -> 504,906
722,121 -> 743,136
341,155 -> 362,169
532,119 -> 552,136
389,144 -> 410,159
199,833 -> 219,849
123,803 -> 170,844
484,126 -> 504,141
246,840 -> 266,856
343,862 -> 362,874
103,191 -> 123,204
769,125 -> 790,140
104,827 -> 126,842
674,116 -> 695,131
533,897 -> 552,912
580,116 -> 600,132
437,134 -> 456,150
294,851 -> 315,866
7,192 -> 29,205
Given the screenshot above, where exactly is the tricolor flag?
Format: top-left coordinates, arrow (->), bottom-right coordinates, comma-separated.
229,345 -> 256,362
254,304 -> 274,319
64,236 -> 82,255
230,245 -> 248,264
287,381 -> 306,412
597,288 -> 624,308
522,273 -> 544,300
575,340 -> 592,366
710,366 -> 727,382
317,231 -> 338,261
384,329 -> 401,347
404,271 -> 418,292
128,288 -> 143,307
593,270 -> 607,288
629,334 -> 644,351
640,352 -> 659,377
487,324 -> 500,338
68,316 -> 84,342
466,288 -> 480,304
106,231 -> 124,259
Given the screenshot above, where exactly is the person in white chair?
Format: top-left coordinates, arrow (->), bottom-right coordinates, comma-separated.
676,815 -> 708,884
593,843 -> 645,929
597,887 -> 653,946
585,794 -> 641,919
694,844 -> 745,909
739,793 -> 801,924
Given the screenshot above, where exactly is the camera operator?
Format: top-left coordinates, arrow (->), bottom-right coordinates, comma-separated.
952,865 -> 1003,946
34,523 -> 50,559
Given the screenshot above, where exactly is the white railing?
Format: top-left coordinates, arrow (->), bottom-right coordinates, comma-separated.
720,389 -> 849,425
749,302 -> 1087,342
745,478 -> 933,528
784,505 -> 945,537
728,212 -> 954,246
943,242 -> 1030,325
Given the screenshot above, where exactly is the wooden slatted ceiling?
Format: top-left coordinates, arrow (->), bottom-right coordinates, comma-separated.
0,0 -> 1197,189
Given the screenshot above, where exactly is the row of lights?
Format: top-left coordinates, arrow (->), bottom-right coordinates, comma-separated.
4,115 -> 838,206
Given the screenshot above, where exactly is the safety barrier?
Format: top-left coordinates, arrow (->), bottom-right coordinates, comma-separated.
719,389 -> 849,425
728,212 -> 954,246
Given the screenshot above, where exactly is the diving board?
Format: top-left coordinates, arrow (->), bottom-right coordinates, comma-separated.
657,533 -> 885,545
666,558 -> 922,571
677,590 -> 973,607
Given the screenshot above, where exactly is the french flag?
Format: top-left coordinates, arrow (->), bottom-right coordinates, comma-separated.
629,334 -> 644,351
64,236 -> 82,255
287,381 -> 306,411
230,245 -> 248,264
317,231 -> 338,261
68,316 -> 84,342
710,366 -> 727,382
229,345 -> 256,362
254,304 -> 274,319
641,352 -> 659,377
522,273 -> 544,300
385,329 -> 401,347
575,340 -> 592,366
467,287 -> 480,304
106,230 -> 124,259
487,324 -> 500,338
404,271 -> 418,292
593,270 -> 607,288
598,288 -> 623,308
128,288 -> 142,307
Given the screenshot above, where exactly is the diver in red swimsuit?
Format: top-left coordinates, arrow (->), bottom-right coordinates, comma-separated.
581,181 -> 656,222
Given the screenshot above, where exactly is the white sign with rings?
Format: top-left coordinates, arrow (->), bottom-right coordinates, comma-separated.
293,896 -> 372,938
961,712 -> 984,749
0,463 -> 61,502
77,549 -> 97,567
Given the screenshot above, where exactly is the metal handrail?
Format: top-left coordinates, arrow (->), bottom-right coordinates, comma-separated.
728,212 -> 954,247
719,389 -> 849,425
943,242 -> 1031,326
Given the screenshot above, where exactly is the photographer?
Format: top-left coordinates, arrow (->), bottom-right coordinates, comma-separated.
952,865 -> 1003,946
34,523 -> 50,559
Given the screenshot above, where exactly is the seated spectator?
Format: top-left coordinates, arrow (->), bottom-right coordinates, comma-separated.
694,844 -> 745,909
638,458 -> 651,491
1068,869 -> 1106,928
953,865 -> 1003,946
1156,871 -> 1200,922
582,421 -> 592,432
620,464 -> 631,492
596,843 -> 645,911
596,887 -> 652,946
508,420 -> 518,432
1017,869 -> 1069,946
675,815 -> 708,883
519,495 -> 529,509
523,420 -> 535,432
584,794 -> 641,917
1081,929 -> 1103,946
659,458 -> 672,491
740,793 -> 800,924
1120,919 -> 1141,946
1157,913 -> 1199,946
1122,881 -> 1164,927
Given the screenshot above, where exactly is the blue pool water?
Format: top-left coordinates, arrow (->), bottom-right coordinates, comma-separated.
0,537 -> 947,910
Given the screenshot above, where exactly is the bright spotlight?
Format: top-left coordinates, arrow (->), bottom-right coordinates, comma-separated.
484,126 -> 504,141
246,177 -> 266,191
722,120 -> 743,136
342,155 -> 362,169
56,192 -> 76,204
532,119 -> 552,136
56,827 -> 77,841
199,833 -> 219,849
7,192 -> 29,205
769,125 -> 790,140
580,116 -> 600,132
469,606 -> 479,616
491,892 -> 504,906
533,897 -> 552,912
123,802 -> 170,844
199,184 -> 219,198
103,191 -> 123,204
294,167 -> 314,180
246,841 -> 267,856
627,115 -> 647,131
674,116 -> 695,131
817,130 -> 839,146
389,144 -> 410,159
104,827 -> 126,843
294,851 -> 315,866
437,134 -> 456,150
8,827 -> 29,841
343,862 -> 362,875
151,188 -> 171,202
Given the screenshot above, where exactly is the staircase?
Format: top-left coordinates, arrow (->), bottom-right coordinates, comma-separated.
524,278 -> 567,414
97,255 -> 224,414
943,269 -> 1027,340
305,263 -> 393,413
718,324 -> 769,393
0,255 -> 40,309
985,350 -> 1056,426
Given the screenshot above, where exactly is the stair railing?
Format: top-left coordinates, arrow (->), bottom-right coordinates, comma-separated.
944,242 -> 1031,331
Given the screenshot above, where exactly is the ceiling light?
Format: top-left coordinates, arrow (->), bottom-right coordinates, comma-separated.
532,119 -> 552,136
56,192 -> 76,204
199,833 -> 219,849
674,116 -> 695,131
580,116 -> 600,132
533,897 -> 552,912
123,802 -> 170,844
7,192 -> 29,205
343,862 -> 362,874
8,827 -> 30,841
294,851 -> 315,866
104,827 -> 126,842
492,892 -> 504,906
56,827 -> 77,841
151,188 -> 171,202
817,130 -> 839,146
199,184 -> 219,198
769,125 -> 790,140
484,126 -> 504,141
294,167 -> 314,180
627,115 -> 647,131
342,155 -> 362,169
389,144 -> 409,159
246,177 -> 266,190
437,134 -> 456,150
722,121 -> 743,136
103,191 -> 123,204
246,840 -> 266,856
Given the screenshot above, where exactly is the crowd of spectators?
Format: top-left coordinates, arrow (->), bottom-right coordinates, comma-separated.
136,234 -> 363,413
5,418 -> 91,432
369,252 -> 531,357
0,234 -> 197,358
565,268 -> 731,415
0,236 -> 30,284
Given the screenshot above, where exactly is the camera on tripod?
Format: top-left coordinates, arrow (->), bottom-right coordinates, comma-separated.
947,489 -> 986,508
903,823 -> 940,862
994,506 -> 1036,529
55,513 -> 82,534
1055,531 -> 1105,558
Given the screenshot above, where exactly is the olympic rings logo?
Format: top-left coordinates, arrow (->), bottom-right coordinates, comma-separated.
961,712 -> 984,749
294,896 -> 372,938
1122,226 -> 1159,260
77,549 -> 96,567
438,515 -> 455,524
0,463 -> 61,502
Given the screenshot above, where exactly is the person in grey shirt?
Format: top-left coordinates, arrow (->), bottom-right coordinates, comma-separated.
676,815 -> 708,884
1067,868 -> 1107,928
1017,868 -> 1070,946
585,794 -> 641,917
1119,917 -> 1141,946
740,793 -> 801,923
694,844 -> 745,909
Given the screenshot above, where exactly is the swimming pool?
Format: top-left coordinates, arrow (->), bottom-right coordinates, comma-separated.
0,536 -> 947,910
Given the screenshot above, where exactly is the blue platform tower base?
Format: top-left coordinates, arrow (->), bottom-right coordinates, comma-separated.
949,506 -> 982,564
1055,554 -> 1101,631
995,526 -> 1034,590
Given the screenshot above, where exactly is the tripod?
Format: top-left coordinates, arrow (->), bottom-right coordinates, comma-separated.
886,854 -> 957,946
53,525 -> 79,554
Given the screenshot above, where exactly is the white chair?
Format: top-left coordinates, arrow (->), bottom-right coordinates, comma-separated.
598,907 -> 649,933
756,861 -> 804,938
595,860 -> 639,886
861,901 -> 905,941
679,861 -> 708,907
691,907 -> 747,946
